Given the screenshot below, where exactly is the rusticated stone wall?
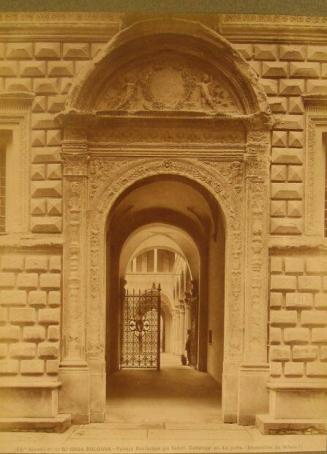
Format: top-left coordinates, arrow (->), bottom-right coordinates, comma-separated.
0,253 -> 61,376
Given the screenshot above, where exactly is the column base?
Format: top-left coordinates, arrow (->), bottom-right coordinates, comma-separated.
0,414 -> 71,433
256,414 -> 327,435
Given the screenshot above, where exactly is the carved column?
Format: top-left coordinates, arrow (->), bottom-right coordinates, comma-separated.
238,127 -> 270,424
59,129 -> 90,423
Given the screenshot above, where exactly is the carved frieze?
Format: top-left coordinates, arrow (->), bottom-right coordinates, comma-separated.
94,51 -> 243,115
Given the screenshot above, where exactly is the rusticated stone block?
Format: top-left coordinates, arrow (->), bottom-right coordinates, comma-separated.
262,62 -> 287,78
287,166 -> 303,183
269,327 -> 282,344
39,273 -> 60,289
0,307 -> 6,323
20,61 -> 46,77
270,275 -> 296,291
270,292 -> 283,308
271,148 -> 303,165
287,201 -> 303,218
0,272 -> 15,287
271,182 -> 303,200
91,42 -> 105,58
307,80 -> 327,94
288,97 -> 304,114
16,273 -> 38,289
321,64 -> 327,78
49,257 -> 61,272
315,293 -> 327,309
261,79 -> 278,96
308,46 -> 327,61
286,293 -> 313,309
270,362 -> 282,377
301,310 -> 327,326
32,96 -> 46,113
31,180 -> 62,198
29,290 -> 47,307
235,44 -> 253,60
289,62 -> 320,78
32,147 -> 61,164
6,43 -> 33,59
21,359 -> 44,375
47,199 -> 62,216
46,359 -> 59,375
306,257 -> 327,274
31,113 -> 59,130
270,310 -> 297,325
271,165 -> 286,182
269,97 -> 287,114
270,217 -> 302,235
23,326 -> 46,342
270,257 -> 283,273
284,257 -> 304,274
0,359 -> 19,375
63,43 -> 89,59
48,61 -> 73,77
47,163 -> 62,180
48,325 -> 59,341
321,346 -> 327,361
279,45 -> 306,61
25,256 -> 47,272
322,277 -> 327,291
31,130 -> 46,148
0,326 -> 20,342
0,290 -> 26,306
298,276 -> 321,292
31,217 -> 62,233
31,163 -> 46,181
271,201 -> 286,217
306,362 -> 327,377
35,42 -> 60,59
5,78 -> 32,92
284,362 -> 304,377
0,61 -> 17,77
293,345 -> 318,362
254,44 -> 277,60
284,328 -> 309,344
33,78 -> 58,95
10,307 -> 35,325
270,345 -> 291,361
38,308 -> 60,325
38,342 -> 59,358
288,131 -> 304,148
279,79 -> 304,96
272,131 -> 287,148
10,342 -> 36,359
0,344 -> 7,357
274,115 -> 304,131
31,201 -> 48,217
312,328 -> 327,343
47,96 -> 66,114
59,77 -> 72,94
46,129 -> 61,146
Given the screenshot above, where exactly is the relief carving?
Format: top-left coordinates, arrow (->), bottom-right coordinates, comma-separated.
95,51 -> 242,115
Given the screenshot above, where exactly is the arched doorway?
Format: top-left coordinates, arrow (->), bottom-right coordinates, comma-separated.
105,176 -> 225,422
59,17 -> 272,425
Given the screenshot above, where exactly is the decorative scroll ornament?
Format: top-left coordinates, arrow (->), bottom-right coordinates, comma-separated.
95,51 -> 242,115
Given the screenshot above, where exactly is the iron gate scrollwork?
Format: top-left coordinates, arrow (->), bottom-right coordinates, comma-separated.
121,283 -> 161,369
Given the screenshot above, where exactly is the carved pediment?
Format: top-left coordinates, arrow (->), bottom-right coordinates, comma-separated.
94,51 -> 243,115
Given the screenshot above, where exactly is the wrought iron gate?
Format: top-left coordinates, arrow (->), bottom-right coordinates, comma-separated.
120,284 -> 161,369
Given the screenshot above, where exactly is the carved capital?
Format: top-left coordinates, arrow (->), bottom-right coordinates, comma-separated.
62,153 -> 89,177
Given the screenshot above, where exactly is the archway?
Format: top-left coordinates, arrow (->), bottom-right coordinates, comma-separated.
58,17 -> 272,426
105,175 -> 225,422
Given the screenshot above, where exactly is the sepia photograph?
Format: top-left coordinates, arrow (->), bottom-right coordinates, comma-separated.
0,0 -> 326,452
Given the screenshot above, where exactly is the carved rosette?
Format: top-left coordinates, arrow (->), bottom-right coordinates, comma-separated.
62,151 -> 88,365
87,157 -> 245,360
244,132 -> 270,363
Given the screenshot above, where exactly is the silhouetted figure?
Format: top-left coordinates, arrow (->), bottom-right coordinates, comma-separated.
185,329 -> 192,366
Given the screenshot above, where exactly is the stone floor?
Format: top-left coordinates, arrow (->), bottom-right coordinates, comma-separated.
0,354 -> 326,453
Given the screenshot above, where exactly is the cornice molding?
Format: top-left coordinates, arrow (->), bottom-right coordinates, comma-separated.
0,13 -> 326,42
